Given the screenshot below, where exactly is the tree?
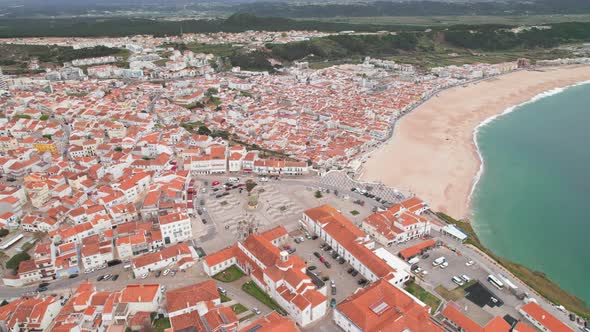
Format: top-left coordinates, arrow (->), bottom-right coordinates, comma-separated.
314,190 -> 323,198
245,180 -> 257,195
197,125 -> 212,136
0,228 -> 8,237
114,146 -> 123,152
39,114 -> 50,120
206,87 -> 219,96
6,252 -> 31,270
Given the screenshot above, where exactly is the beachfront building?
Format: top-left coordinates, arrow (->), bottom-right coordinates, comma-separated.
334,279 -> 443,332
440,302 -> 512,332
361,197 -> 432,246
203,226 -> 328,327
518,302 -> 574,332
302,205 -> 410,287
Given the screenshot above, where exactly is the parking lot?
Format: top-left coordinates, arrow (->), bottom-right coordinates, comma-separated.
287,230 -> 367,304
411,245 -> 524,325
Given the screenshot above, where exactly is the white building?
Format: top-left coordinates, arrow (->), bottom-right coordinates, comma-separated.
159,211 -> 192,245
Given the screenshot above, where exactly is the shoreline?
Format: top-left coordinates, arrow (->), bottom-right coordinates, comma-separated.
468,78 -> 590,204
359,64 -> 590,219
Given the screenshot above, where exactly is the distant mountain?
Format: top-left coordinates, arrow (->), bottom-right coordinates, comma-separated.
2,0 -> 590,18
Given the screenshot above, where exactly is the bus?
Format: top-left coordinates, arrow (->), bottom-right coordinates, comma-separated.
487,275 -> 504,290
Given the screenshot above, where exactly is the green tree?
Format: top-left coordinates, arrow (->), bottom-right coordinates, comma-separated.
314,190 -> 323,198
6,252 -> 31,270
197,126 -> 212,136
246,180 -> 257,195
39,114 -> 50,120
114,146 -> 123,152
0,229 -> 8,237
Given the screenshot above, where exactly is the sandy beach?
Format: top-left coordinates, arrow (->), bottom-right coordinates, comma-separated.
360,65 -> 590,219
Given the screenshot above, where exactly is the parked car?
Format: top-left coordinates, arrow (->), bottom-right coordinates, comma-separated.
338,257 -> 345,264
357,279 -> 368,286
140,273 -> 148,279
218,287 -> 227,295
324,261 -> 331,268
440,261 -> 449,269
347,268 -> 354,274
323,246 -> 332,252
320,243 -> 326,249
155,271 -> 162,278
466,260 -> 475,266
253,307 -> 261,315
111,274 -> 119,281
331,287 -> 337,295
283,245 -> 291,251
97,275 -> 104,281
305,232 -> 311,239
308,266 -> 317,271
163,269 -> 170,276
68,274 -> 78,279
103,274 -> 112,281
313,251 -> 321,258
421,253 -> 430,259
36,286 -> 48,292
311,235 -> 319,240
330,299 -> 336,307
319,256 -> 326,263
39,282 -> 50,288
287,248 -> 296,254
461,274 -> 471,283
452,276 -> 465,286
331,252 -> 339,259
351,270 -> 359,277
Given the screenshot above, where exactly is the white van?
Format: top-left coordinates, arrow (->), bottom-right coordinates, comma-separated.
228,177 -> 240,183
432,256 -> 446,266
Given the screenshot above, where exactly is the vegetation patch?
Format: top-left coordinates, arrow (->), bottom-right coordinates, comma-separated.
220,292 -> 232,303
242,281 -> 288,315
405,282 -> 442,311
438,212 -> 590,318
152,317 -> 171,332
231,303 -> 249,314
6,252 -> 31,271
350,210 -> 360,216
213,265 -> 245,282
434,285 -> 465,302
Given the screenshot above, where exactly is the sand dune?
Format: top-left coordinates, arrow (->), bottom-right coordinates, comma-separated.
360,65 -> 590,219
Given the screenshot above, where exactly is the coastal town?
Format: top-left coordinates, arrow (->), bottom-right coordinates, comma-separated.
0,29 -> 586,332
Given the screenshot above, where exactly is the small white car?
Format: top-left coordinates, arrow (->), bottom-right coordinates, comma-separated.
218,287 -> 227,295
162,269 -> 170,276
452,276 -> 465,286
140,273 -> 148,279
466,260 -> 475,266
253,307 -> 261,315
461,274 -> 471,283
440,261 -> 449,269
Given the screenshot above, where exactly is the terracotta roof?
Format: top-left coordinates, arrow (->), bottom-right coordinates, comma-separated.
120,284 -> 160,303
238,312 -> 299,332
337,279 -> 443,332
520,302 -> 573,332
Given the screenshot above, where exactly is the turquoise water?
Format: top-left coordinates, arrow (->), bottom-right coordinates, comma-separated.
472,82 -> 590,306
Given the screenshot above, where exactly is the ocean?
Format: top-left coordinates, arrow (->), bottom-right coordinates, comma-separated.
471,81 -> 590,306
